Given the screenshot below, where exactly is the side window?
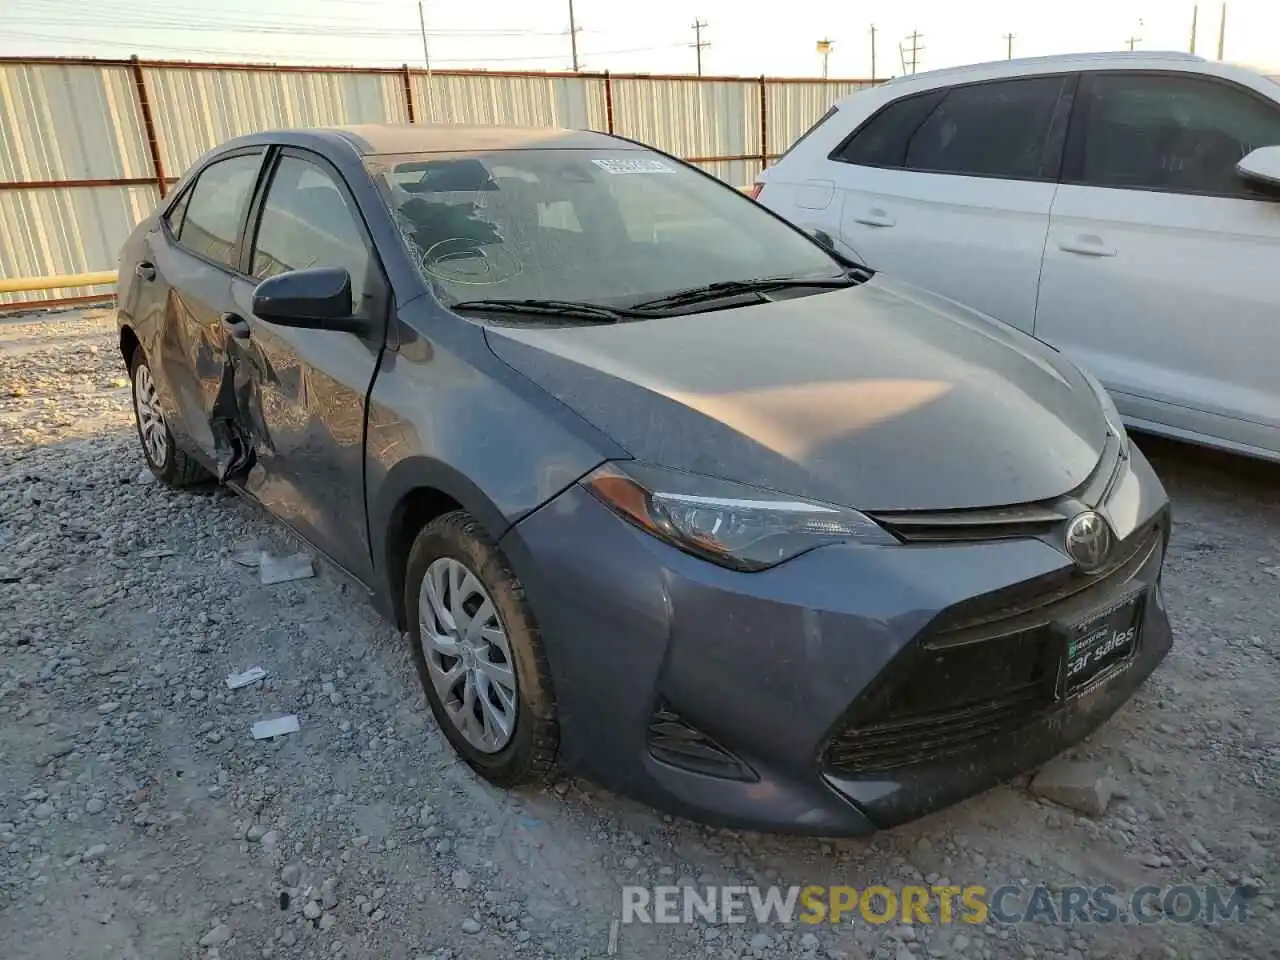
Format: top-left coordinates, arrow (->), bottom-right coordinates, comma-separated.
164,188 -> 192,237
250,155 -> 372,314
1077,73 -> 1280,196
178,153 -> 263,268
831,90 -> 946,167
904,76 -> 1071,180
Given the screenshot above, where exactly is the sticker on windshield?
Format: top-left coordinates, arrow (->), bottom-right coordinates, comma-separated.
591,158 -> 675,175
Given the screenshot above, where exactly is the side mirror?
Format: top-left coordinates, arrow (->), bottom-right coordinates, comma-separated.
252,267 -> 366,333
1236,146 -> 1280,191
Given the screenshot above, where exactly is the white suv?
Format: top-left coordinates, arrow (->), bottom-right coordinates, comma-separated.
756,51 -> 1280,462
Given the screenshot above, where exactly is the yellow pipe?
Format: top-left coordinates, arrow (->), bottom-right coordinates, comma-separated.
0,270 -> 118,294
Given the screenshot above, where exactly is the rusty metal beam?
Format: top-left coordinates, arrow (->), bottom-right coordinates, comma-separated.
401,64 -> 416,123
130,56 -> 168,198
0,291 -> 116,313
759,74 -> 769,169
0,177 -> 161,191
0,55 -> 877,85
604,71 -> 615,134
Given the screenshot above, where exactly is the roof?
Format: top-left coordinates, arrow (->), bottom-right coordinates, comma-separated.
321,124 -> 626,156
882,50 -> 1206,87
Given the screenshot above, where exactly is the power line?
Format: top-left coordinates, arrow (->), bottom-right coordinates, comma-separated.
690,19 -> 709,77
0,28 -> 685,66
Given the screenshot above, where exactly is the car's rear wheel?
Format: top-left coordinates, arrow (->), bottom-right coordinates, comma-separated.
127,345 -> 210,488
404,510 -> 558,786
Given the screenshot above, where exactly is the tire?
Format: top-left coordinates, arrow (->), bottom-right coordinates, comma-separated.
127,344 -> 210,488
404,510 -> 558,786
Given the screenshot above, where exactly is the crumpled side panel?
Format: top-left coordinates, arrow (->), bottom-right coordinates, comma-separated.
209,336 -> 272,482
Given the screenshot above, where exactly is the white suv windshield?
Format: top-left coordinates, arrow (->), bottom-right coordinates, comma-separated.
365,149 -> 841,307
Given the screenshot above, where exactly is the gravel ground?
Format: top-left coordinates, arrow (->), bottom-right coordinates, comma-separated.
0,307 -> 1275,960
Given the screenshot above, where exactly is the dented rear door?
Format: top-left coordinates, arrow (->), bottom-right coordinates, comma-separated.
225,149 -> 389,585
150,150 -> 267,465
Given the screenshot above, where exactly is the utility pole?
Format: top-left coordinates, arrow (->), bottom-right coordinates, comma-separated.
904,30 -> 923,74
1003,32 -> 1015,60
567,0 -> 580,72
1125,35 -> 1141,50
690,19 -> 710,76
869,24 -> 877,81
1217,2 -> 1226,60
417,1 -> 433,120
816,38 -> 834,78
1190,4 -> 1198,54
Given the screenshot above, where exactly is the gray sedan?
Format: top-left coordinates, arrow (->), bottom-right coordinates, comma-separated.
115,123 -> 1173,834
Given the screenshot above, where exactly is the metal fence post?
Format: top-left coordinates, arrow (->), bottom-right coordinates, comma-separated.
758,74 -> 768,172
402,64 -> 417,123
604,71 -> 614,134
129,55 -> 168,198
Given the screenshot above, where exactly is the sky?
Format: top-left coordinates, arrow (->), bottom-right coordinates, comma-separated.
1,0 -> 1278,78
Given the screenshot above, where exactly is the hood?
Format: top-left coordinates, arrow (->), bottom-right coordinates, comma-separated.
484,275 -> 1107,512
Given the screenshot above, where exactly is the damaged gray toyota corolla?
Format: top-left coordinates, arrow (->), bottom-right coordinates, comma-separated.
116,124 -> 1173,835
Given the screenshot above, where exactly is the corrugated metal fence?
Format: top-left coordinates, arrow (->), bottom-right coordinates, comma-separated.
0,56 -> 875,307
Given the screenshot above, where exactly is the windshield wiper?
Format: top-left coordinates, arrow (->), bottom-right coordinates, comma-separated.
449,298 -> 651,324
629,273 -> 858,311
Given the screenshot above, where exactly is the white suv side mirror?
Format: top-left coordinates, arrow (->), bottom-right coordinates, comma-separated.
1237,145 -> 1280,189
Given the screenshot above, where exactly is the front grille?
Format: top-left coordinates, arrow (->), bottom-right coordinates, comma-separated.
869,432 -> 1126,544
825,683 -> 1045,773
822,514 -> 1166,777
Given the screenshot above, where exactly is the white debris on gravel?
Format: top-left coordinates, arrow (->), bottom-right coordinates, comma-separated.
225,665 -> 268,689
251,715 -> 300,740
1,307 -> 1276,960
258,551 -> 315,585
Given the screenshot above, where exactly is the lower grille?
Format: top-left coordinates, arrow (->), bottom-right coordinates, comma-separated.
648,705 -> 757,782
822,513 -> 1167,778
825,683 -> 1045,773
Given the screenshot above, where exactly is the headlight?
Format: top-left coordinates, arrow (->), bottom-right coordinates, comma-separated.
581,462 -> 897,571
1080,369 -> 1129,457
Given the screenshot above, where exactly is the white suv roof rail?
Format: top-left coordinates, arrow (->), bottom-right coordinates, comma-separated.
882,50 -> 1207,86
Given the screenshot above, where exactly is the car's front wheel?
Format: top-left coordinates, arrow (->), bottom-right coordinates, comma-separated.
404,510 -> 558,786
128,345 -> 210,488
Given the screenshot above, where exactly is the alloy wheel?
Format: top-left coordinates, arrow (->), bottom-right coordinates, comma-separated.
133,363 -> 169,469
418,557 -> 518,753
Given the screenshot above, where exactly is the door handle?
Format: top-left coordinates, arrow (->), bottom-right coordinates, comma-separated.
220,313 -> 252,340
135,262 -> 156,281
1058,235 -> 1117,257
853,209 -> 896,228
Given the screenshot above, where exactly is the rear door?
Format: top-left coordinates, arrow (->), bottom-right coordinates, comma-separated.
228,148 -> 389,584
1035,70 -> 1280,454
143,150 -> 266,462
828,74 -> 1075,333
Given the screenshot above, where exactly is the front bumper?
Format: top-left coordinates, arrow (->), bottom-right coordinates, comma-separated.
499,447 -> 1173,835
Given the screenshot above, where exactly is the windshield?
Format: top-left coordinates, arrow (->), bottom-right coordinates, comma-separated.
364,148 -> 842,308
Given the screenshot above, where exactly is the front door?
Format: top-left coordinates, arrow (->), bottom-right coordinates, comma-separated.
1035,70 -> 1280,455
228,149 -> 389,584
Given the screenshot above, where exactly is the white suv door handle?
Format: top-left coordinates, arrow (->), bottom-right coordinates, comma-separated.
853,208 -> 896,228
1059,235 -> 1117,257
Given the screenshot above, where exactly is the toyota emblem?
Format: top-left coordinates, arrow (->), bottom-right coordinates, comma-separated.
1064,510 -> 1113,573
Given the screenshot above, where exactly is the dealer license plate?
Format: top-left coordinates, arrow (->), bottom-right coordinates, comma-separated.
1063,592 -> 1142,695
